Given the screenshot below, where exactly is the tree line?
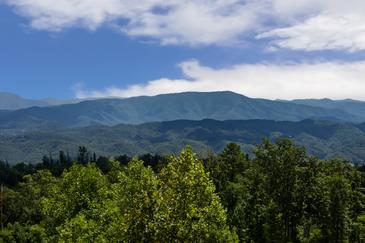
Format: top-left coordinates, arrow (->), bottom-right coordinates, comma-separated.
0,146 -> 167,187
0,139 -> 364,242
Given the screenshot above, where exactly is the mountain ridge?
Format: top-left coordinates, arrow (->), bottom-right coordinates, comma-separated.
0,92 -> 79,110
0,91 -> 361,131
1,118 -> 365,164
288,98 -> 365,120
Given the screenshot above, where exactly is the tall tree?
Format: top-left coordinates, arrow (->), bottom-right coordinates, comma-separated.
153,147 -> 238,242
254,139 -> 307,242
111,158 -> 158,242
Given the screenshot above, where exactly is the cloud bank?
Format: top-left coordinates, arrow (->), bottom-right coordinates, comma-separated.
74,60 -> 365,100
4,0 -> 365,50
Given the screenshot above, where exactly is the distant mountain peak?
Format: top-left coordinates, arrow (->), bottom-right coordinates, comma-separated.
0,92 -> 78,110
0,92 -> 22,98
0,91 -> 362,132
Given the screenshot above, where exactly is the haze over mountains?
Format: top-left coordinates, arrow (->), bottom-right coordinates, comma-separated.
1,119 -> 365,164
1,91 -> 365,164
289,99 -> 365,121
0,91 -> 364,132
0,92 -> 75,110
2,91 -> 365,118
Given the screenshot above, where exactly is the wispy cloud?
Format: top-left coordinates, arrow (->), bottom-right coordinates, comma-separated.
3,0 -> 268,46
258,0 -> 365,51
4,0 -> 365,50
74,60 -> 365,100
258,12 -> 365,52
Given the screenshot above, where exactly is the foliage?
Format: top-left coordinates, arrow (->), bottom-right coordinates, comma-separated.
3,119 -> 365,165
153,147 -> 237,242
0,140 -> 364,242
110,158 -> 159,242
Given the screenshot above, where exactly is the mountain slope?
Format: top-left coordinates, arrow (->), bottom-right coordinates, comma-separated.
1,119 -> 365,164
290,98 -> 365,120
0,92 -> 360,131
0,92 -> 69,110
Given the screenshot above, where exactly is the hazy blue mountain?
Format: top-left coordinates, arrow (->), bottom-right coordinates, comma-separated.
0,92 -> 360,131
357,122 -> 365,132
0,92 -> 77,110
289,98 -> 365,120
1,119 -> 365,164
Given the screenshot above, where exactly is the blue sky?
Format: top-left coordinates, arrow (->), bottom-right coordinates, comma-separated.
1,0 -> 365,100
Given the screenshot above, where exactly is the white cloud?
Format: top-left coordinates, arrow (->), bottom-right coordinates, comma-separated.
122,0 -> 268,45
3,0 -> 268,45
259,0 -> 365,51
258,13 -> 365,52
4,0 -> 365,49
75,60 -> 365,100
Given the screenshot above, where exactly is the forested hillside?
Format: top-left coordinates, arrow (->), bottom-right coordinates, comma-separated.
0,92 -> 361,131
290,98 -> 365,120
2,119 -> 365,164
1,140 -> 364,242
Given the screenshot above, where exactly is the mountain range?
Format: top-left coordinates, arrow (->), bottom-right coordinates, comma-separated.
288,99 -> 365,121
0,92 -> 76,110
0,91 -> 364,134
1,119 -> 365,164
1,91 -> 365,164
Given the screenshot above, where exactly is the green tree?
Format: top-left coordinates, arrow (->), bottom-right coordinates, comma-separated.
41,164 -> 119,241
111,158 -> 158,242
207,143 -> 247,194
229,163 -> 267,242
153,147 -> 238,242
0,222 -> 47,243
328,176 -> 351,243
255,139 -> 306,242
77,146 -> 89,165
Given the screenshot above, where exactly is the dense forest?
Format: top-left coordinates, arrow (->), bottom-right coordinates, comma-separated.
0,139 -> 365,242
3,119 -> 365,165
